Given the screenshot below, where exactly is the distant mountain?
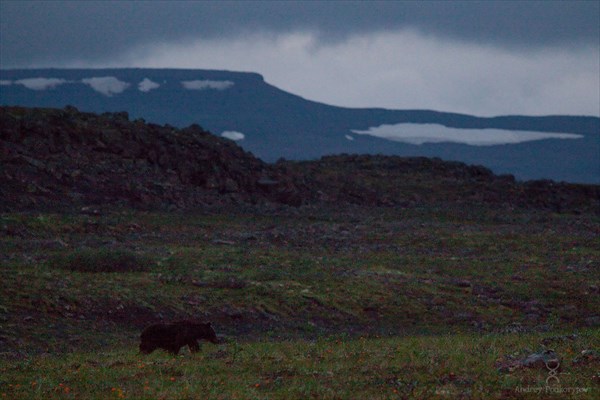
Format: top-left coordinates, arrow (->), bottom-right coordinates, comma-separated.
1,68 -> 598,183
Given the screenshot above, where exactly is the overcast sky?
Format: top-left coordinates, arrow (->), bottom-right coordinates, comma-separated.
1,1 -> 599,116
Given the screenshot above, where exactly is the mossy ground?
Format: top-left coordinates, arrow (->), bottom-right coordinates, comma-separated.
1,206 -> 598,398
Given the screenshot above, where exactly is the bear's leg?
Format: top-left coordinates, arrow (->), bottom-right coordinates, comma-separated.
188,340 -> 200,353
140,342 -> 155,354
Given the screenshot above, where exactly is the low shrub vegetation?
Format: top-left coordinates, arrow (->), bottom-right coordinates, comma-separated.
47,248 -> 152,273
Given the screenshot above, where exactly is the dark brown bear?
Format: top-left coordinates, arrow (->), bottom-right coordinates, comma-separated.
139,320 -> 219,355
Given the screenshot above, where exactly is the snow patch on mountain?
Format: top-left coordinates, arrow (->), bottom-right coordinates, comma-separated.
345,134 -> 355,141
182,80 -> 234,90
138,78 -> 160,92
14,78 -> 68,90
221,131 -> 245,141
351,123 -> 584,146
82,77 -> 130,96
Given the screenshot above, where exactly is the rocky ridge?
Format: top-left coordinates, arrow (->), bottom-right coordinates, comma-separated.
278,155 -> 600,213
1,106 -> 598,213
1,106 -> 300,211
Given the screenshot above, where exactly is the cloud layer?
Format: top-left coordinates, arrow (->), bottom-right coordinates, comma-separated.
351,123 -> 584,146
1,2 -> 597,117
122,31 -> 599,116
2,1 -> 598,68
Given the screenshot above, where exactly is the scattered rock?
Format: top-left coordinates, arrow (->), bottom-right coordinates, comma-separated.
438,373 -> 475,386
559,305 -> 579,321
453,279 -> 472,288
472,285 -> 501,299
257,177 -> 279,186
541,334 -> 578,346
572,350 -> 599,366
182,295 -> 208,306
522,350 -> 560,370
237,232 -> 258,241
525,313 -> 541,321
454,312 -> 475,322
500,322 -> 528,334
221,306 -> 244,320
496,350 -> 561,373
80,206 -> 101,216
212,239 -> 236,245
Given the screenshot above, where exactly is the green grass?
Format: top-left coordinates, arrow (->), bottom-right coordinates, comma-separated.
1,207 -> 599,398
1,329 -> 598,399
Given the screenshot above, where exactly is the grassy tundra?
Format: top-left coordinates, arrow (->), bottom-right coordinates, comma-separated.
1,207 -> 598,398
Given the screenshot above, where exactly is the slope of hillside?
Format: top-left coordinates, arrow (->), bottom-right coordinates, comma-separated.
279,155 -> 600,213
0,106 -> 300,211
1,106 -> 598,214
1,68 -> 598,183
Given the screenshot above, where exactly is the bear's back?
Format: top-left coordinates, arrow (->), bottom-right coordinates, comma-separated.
141,323 -> 175,340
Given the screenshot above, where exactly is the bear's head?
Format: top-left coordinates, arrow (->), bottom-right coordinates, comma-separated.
193,322 -> 219,344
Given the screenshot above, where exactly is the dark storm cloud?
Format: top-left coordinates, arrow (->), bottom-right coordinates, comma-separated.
1,0 -> 598,68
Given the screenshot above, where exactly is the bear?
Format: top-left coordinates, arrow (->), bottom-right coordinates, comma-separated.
139,320 -> 219,355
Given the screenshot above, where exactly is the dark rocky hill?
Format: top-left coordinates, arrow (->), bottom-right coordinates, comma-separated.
279,155 -> 600,213
0,106 -> 300,211
1,106 -> 598,213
